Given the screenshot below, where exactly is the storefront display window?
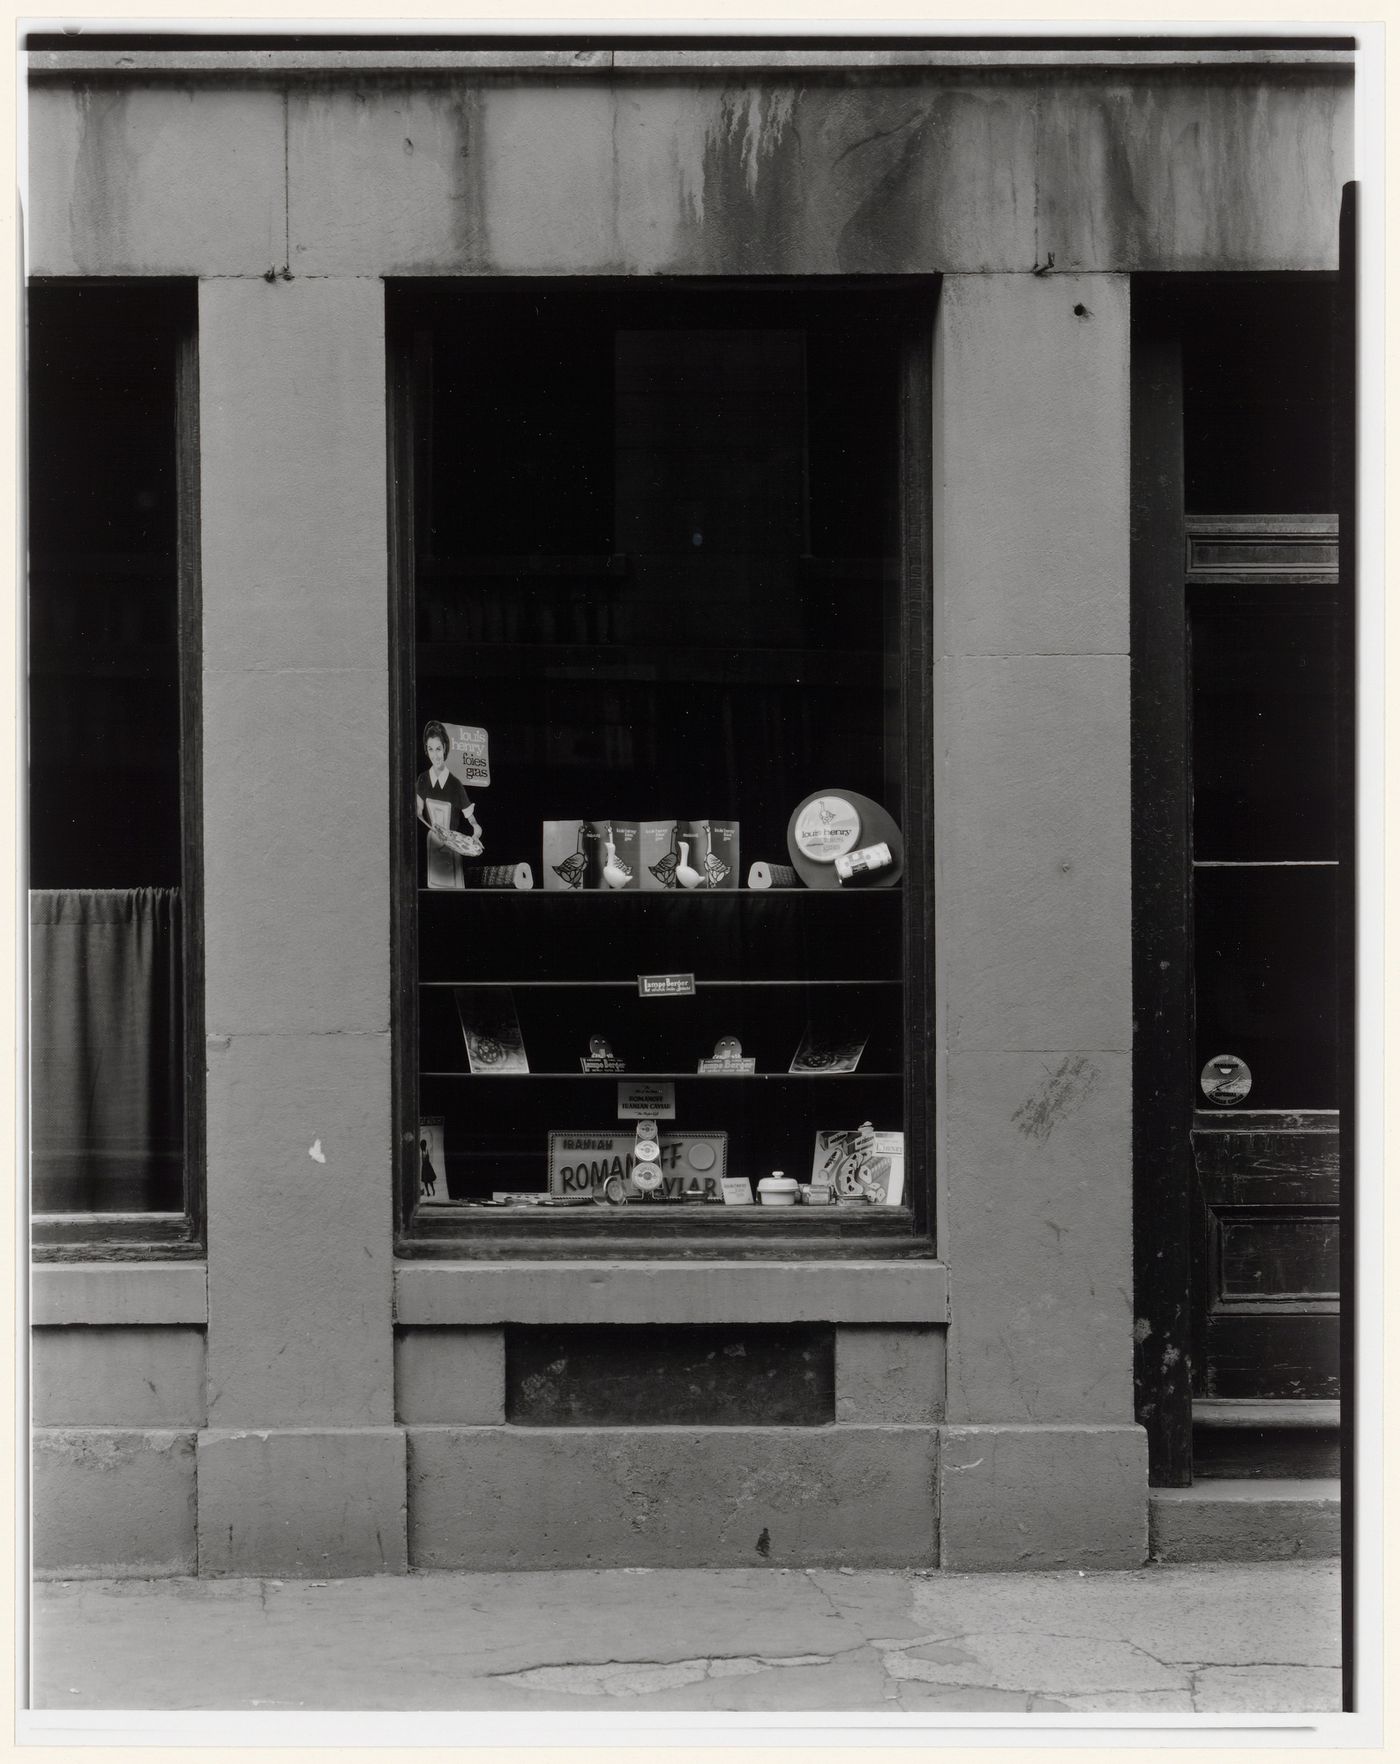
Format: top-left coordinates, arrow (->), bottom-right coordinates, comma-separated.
390,282 -> 934,1249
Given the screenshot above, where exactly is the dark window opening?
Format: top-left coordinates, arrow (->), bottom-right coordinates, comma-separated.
27,282 -> 200,1225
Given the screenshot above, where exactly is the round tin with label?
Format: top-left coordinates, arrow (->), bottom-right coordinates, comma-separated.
634,1138 -> 660,1163
634,1119 -> 658,1141
1200,1054 -> 1252,1106
631,1162 -> 663,1192
687,1141 -> 717,1172
793,795 -> 862,862
786,789 -> 905,891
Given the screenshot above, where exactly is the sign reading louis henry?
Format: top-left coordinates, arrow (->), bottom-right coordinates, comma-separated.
549,1130 -> 726,1200
444,723 -> 490,787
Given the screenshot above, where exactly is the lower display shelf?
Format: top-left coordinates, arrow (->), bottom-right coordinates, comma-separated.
420,1069 -> 900,1080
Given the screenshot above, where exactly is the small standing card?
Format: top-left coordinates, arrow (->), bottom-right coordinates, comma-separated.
589,820 -> 641,890
677,819 -> 740,890
544,821 -> 591,890
581,1035 -> 627,1073
790,1026 -> 869,1074
639,821 -> 679,890
721,1176 -> 755,1206
697,1034 -> 757,1075
455,987 -> 530,1073
417,1115 -> 450,1205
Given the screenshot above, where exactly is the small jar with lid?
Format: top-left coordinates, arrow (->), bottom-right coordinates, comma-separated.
757,1171 -> 799,1208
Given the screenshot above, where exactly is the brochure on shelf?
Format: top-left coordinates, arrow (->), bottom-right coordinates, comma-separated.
639,821 -> 678,890
543,821 -> 591,890
790,1026 -> 869,1074
455,987 -> 529,1074
678,819 -> 739,889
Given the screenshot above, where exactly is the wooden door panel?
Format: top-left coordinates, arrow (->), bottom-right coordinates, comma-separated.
1192,1119 -> 1340,1399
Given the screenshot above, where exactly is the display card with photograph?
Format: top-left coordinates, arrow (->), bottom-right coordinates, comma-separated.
455,987 -> 529,1074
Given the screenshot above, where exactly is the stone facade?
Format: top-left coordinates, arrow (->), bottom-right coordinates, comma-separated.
27,45 -> 1351,1575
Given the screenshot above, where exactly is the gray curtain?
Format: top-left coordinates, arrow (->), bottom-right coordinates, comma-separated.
29,888 -> 183,1213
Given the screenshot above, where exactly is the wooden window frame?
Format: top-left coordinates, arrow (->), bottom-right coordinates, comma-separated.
387,276 -> 937,1261
28,279 -> 206,1262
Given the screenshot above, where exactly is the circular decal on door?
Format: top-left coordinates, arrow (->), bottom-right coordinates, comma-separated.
1200,1053 -> 1252,1106
793,796 -> 861,862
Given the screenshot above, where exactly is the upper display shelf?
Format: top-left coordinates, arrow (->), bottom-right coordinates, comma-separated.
417,554 -> 898,581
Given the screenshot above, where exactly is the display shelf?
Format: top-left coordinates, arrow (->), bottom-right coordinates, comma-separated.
420,978 -> 899,989
420,1069 -> 901,1079
414,889 -> 899,903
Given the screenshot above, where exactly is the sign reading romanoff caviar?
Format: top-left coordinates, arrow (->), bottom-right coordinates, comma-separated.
547,1131 -> 726,1200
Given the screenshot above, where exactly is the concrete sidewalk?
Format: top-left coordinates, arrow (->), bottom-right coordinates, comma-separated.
29,1560 -> 1341,1715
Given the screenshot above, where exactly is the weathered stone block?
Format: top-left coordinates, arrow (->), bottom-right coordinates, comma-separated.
31,1263 -> 206,1326
288,79 -> 1039,276
938,654 -> 1131,1052
205,1030 -> 394,1429
936,273 -> 1130,657
202,666 -> 389,1038
1035,74 -> 1352,272
1150,1481 -> 1341,1564
938,1423 -> 1147,1570
395,1329 -> 505,1425
835,1327 -> 945,1423
32,1428 -> 196,1577
408,1425 -> 938,1569
395,1259 -> 949,1326
32,1328 -> 206,1428
943,1051 -> 1133,1424
199,278 -> 388,673
26,83 -> 285,275
197,1428 -> 407,1576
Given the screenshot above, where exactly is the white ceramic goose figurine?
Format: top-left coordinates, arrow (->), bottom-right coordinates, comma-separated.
602,837 -> 631,890
675,839 -> 703,889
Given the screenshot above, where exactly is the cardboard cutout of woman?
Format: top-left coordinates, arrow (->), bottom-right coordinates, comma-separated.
415,720 -> 483,887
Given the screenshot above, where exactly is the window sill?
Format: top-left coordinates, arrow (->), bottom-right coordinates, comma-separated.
31,1212 -> 203,1261
31,1261 -> 208,1326
398,1204 -> 931,1261
394,1257 -> 948,1326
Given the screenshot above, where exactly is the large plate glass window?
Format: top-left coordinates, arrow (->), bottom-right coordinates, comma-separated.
390,283 -> 934,1250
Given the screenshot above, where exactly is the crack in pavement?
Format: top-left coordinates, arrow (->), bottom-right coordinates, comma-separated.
490,1651 -> 841,1696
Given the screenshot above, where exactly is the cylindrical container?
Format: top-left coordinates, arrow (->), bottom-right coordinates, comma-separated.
748,860 -> 799,890
834,842 -> 892,883
757,1171 -> 799,1207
